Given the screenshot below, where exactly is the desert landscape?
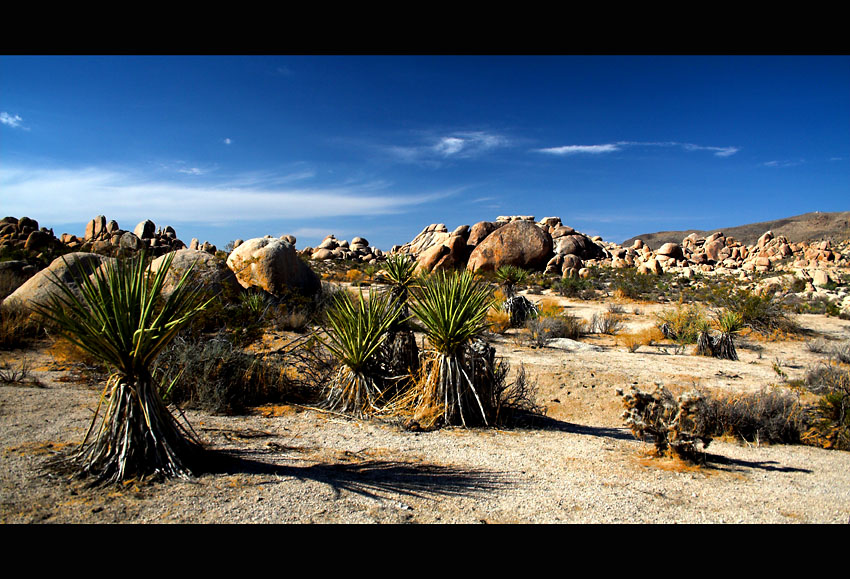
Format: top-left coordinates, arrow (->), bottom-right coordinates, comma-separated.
1,211 -> 849,524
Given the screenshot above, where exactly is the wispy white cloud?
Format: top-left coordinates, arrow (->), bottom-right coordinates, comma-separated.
177,167 -> 205,176
223,138 -> 232,145
0,112 -> 26,129
0,164 -> 454,227
535,140 -> 740,157
762,159 -> 804,168
387,130 -> 509,164
536,144 -> 621,155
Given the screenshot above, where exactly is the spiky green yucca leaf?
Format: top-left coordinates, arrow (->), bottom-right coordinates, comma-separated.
321,288 -> 402,372
410,269 -> 493,355
32,252 -> 212,378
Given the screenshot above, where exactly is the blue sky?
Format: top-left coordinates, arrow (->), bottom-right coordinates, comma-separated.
2,55 -> 848,251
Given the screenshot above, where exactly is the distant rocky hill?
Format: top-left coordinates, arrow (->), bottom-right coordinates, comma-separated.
622,211 -> 850,250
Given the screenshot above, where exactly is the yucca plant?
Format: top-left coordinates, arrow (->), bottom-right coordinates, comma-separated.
320,288 -> 403,416
694,318 -> 716,357
30,251 -> 213,485
381,253 -> 418,314
715,310 -> 743,361
494,264 -> 529,299
406,269 -> 496,428
376,253 -> 420,380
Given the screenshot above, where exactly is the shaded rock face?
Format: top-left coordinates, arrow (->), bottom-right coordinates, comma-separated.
151,249 -> 241,299
466,220 -> 553,272
553,234 -> 605,260
2,252 -> 113,311
226,237 -> 320,297
416,234 -> 470,273
467,221 -> 499,247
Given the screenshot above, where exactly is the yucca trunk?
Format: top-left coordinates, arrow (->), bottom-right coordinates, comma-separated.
715,333 -> 738,361
695,331 -> 715,357
325,365 -> 386,417
64,371 -> 202,485
412,342 -> 496,429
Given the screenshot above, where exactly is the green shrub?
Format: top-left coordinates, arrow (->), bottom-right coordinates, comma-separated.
711,288 -> 799,335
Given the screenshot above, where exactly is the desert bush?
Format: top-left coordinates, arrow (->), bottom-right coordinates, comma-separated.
801,362 -> 850,450
701,388 -> 806,445
525,311 -> 585,347
155,334 -> 304,414
655,303 -> 707,345
617,385 -> 713,462
610,268 -> 664,301
590,311 -> 624,335
553,276 -> 592,299
711,288 -> 799,335
0,357 -> 43,387
492,363 -> 546,427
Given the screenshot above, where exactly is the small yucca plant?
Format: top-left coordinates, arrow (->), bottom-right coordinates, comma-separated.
494,265 -> 529,299
694,318 -> 715,357
31,251 -> 213,485
715,310 -> 743,361
407,269 -> 496,427
320,288 -> 403,416
381,253 -> 418,312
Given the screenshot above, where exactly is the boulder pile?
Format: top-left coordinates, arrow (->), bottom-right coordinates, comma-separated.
62,215 -> 189,257
0,216 -> 66,261
389,215 -> 849,287
301,234 -> 386,264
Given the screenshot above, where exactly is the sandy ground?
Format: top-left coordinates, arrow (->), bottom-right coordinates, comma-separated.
2,294 -> 850,524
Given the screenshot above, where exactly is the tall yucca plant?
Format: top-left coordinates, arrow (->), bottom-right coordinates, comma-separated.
31,251 -> 212,485
321,288 -> 403,416
408,269 -> 495,427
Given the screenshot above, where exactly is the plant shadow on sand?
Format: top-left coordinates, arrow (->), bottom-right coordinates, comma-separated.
202,448 -> 515,501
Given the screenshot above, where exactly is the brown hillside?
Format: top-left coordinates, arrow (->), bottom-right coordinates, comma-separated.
622,211 -> 850,250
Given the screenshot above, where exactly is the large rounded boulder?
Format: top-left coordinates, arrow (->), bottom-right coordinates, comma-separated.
2,252 -> 113,311
466,220 -> 553,272
226,237 -> 320,297
151,249 -> 241,299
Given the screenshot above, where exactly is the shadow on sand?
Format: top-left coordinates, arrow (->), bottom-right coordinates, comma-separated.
202,449 -> 515,500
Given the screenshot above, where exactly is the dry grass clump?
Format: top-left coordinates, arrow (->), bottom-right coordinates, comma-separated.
701,388 -> 806,445
486,307 -> 511,334
617,327 -> 663,353
655,303 -> 707,344
0,303 -> 45,350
